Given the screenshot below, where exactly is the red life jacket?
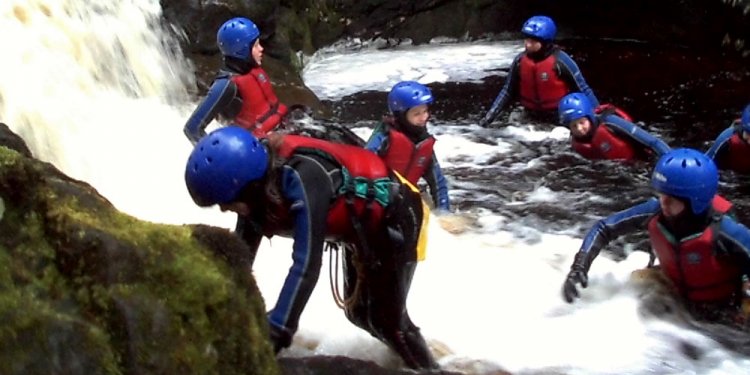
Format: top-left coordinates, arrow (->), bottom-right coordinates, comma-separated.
723,132 -> 750,174
571,124 -> 639,160
382,128 -> 436,185
231,67 -> 288,137
647,195 -> 742,302
278,135 -> 390,239
518,54 -> 569,111
594,103 -> 633,122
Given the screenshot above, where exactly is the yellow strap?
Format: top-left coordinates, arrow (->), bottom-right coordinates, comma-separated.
393,172 -> 430,261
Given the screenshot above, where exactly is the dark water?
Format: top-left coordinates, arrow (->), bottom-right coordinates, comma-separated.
314,40 -> 750,266
321,40 -> 750,256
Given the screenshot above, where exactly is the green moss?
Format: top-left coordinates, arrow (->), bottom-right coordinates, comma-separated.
0,145 -> 279,374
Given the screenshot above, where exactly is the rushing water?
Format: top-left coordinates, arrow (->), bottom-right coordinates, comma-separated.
2,1 -> 750,374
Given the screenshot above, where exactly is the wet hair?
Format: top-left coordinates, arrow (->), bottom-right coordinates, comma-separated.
235,134 -> 286,229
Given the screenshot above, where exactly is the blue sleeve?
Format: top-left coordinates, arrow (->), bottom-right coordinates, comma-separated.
603,114 -> 671,156
267,161 -> 331,333
715,216 -> 750,274
579,199 -> 660,264
481,53 -> 522,125
365,125 -> 389,156
705,126 -> 735,161
183,77 -> 237,144
556,51 -> 599,107
423,153 -> 450,212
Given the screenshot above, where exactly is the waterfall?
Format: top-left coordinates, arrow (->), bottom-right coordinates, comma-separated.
0,0 -> 231,226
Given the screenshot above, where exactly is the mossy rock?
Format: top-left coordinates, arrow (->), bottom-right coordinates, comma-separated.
0,145 -> 279,375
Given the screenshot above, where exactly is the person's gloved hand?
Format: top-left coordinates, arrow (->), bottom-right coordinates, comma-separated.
268,322 -> 293,353
562,252 -> 590,303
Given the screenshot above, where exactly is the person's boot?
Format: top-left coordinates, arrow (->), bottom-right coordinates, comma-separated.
385,328 -> 439,370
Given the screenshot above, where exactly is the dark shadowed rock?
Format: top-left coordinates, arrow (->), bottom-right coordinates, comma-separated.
278,356 -> 466,375
0,123 -> 32,157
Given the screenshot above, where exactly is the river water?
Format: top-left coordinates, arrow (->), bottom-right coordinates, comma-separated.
2,1 -> 750,374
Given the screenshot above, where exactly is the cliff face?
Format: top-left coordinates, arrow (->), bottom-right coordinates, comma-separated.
0,123 -> 279,375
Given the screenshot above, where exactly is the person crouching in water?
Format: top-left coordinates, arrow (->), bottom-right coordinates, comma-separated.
562,148 -> 750,324
366,81 -> 450,213
705,103 -> 750,174
184,126 -> 439,370
558,92 -> 671,161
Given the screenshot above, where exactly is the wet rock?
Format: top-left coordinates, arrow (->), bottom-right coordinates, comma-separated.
278,355 -> 466,375
0,125 -> 279,374
0,122 -> 32,157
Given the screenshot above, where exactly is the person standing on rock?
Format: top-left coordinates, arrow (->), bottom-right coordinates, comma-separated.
365,81 -> 451,213
184,125 -> 439,370
705,103 -> 750,174
479,15 -> 599,127
562,148 -> 750,325
183,17 -> 288,144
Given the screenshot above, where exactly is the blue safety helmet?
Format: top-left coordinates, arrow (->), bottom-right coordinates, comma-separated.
185,126 -> 268,207
741,104 -> 750,133
217,17 -> 261,61
558,93 -> 595,125
521,15 -> 557,42
387,81 -> 434,114
651,148 -> 718,215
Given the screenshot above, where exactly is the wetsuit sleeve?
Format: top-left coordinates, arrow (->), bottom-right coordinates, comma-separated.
577,198 -> 660,269
365,124 -> 389,156
481,53 -> 522,125
603,114 -> 672,156
715,216 -> 750,274
183,76 -> 238,145
234,215 -> 264,268
555,50 -> 599,107
423,153 -> 450,212
705,126 -> 735,164
267,155 -> 337,335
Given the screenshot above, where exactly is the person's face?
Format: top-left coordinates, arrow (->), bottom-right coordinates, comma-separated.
657,193 -> 686,218
569,117 -> 592,137
219,201 -> 250,216
524,38 -> 543,53
742,130 -> 750,143
251,39 -> 263,65
405,104 -> 430,127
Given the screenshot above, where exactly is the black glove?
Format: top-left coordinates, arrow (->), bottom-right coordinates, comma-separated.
562,252 -> 590,303
268,322 -> 293,354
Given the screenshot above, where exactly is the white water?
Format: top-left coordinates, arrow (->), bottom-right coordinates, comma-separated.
1,2 -> 748,374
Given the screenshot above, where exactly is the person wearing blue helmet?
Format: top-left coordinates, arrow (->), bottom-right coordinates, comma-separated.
705,104 -> 750,174
183,17 -> 288,144
562,148 -> 750,323
185,126 -> 438,370
479,15 -> 599,127
558,92 -> 671,161
365,81 -> 451,212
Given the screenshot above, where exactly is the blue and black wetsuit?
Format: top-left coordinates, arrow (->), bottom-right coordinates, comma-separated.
482,46 -> 598,126
236,149 -> 437,369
